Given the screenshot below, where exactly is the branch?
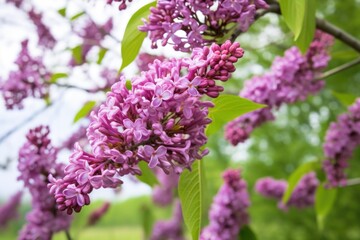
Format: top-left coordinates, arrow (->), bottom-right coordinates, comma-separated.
53,82 -> 93,93
65,230 -> 73,240
316,57 -> 360,80
232,3 -> 360,53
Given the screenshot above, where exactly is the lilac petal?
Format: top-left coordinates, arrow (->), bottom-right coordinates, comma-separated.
154,85 -> 162,95
63,188 -> 77,198
184,107 -> 192,119
148,156 -> 159,168
90,176 -> 103,189
78,172 -> 89,185
134,131 -> 142,141
177,78 -> 190,88
144,145 -> 154,156
192,76 -> 202,86
76,194 -> 85,206
155,146 -> 167,157
188,86 -> 199,96
162,90 -> 173,100
152,97 -> 162,107
123,119 -> 134,129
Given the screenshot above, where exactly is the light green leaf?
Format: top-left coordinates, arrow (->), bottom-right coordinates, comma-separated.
239,225 -> 257,240
58,8 -> 66,17
70,11 -> 86,21
50,73 -> 68,83
279,0 -> 316,52
332,91 -> 357,107
315,184 -> 337,230
126,80 -> 132,90
136,161 -> 159,187
97,48 -> 108,64
72,45 -> 83,65
120,1 -> 156,71
140,204 -> 154,239
206,95 -> 266,136
282,160 -> 320,204
178,160 -> 206,240
73,101 -> 96,123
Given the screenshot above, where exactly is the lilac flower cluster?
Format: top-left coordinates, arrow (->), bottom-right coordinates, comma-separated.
323,98 -> 360,187
150,200 -> 184,240
255,172 -> 319,210
49,41 -> 244,214
87,202 -> 111,226
70,19 -> 113,66
0,191 -> 22,229
225,31 -> 334,145
136,53 -> 166,72
17,126 -> 72,240
0,40 -> 51,109
201,169 -> 250,240
5,0 -> 23,8
152,169 -> 179,206
28,9 -> 56,49
107,0 -> 134,10
140,0 -> 268,52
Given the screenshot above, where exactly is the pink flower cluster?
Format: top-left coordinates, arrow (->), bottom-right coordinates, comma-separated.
152,169 -> 179,206
107,0 -> 134,11
323,98 -> 360,187
6,0 -> 23,8
151,200 -> 184,240
28,9 -> 56,49
0,191 -> 22,229
17,126 -> 72,240
70,19 -> 113,66
49,41 -> 244,214
0,40 -> 51,109
201,169 -> 250,240
140,0 -> 268,52
225,31 -> 334,145
255,172 -> 319,210
136,53 -> 166,72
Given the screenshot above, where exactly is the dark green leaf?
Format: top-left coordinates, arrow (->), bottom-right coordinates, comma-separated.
315,184 -> 337,230
239,225 -> 257,240
97,48 -> 108,64
58,8 -> 66,17
282,160 -> 320,204
73,101 -> 96,123
206,95 -> 266,136
178,160 -> 206,240
140,204 -> 154,239
70,11 -> 86,21
120,1 -> 156,71
72,45 -> 83,65
50,73 -> 68,83
136,161 -> 159,187
332,91 -> 357,107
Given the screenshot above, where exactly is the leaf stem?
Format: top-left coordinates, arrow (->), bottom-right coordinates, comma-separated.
316,57 -> 360,80
65,230 -> 73,240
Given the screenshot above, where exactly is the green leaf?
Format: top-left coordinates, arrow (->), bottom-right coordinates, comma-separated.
120,1 -> 156,71
282,160 -> 320,204
73,101 -> 96,123
126,80 -> 132,90
70,11 -> 86,21
97,48 -> 108,64
136,161 -> 159,187
140,204 -> 154,239
49,73 -> 68,83
315,184 -> 337,230
178,160 -> 206,240
58,8 -> 66,17
206,95 -> 266,136
72,45 -> 83,65
239,225 -> 257,240
279,0 -> 316,52
332,91 -> 357,107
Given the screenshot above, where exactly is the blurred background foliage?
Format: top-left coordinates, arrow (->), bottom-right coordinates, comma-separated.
2,0 -> 360,239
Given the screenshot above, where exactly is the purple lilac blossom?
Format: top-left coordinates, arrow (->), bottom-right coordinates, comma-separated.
5,0 -> 23,8
17,126 -> 72,240
136,53 -> 166,72
0,191 -> 22,229
323,98 -> 360,187
255,172 -> 319,210
152,168 -> 179,206
225,31 -> 334,145
150,200 -> 184,240
49,41 -> 244,214
87,202 -> 111,226
200,169 -> 250,240
0,40 -> 51,109
28,9 -> 56,49
107,0 -> 134,10
140,0 -> 268,52
70,18 -> 113,66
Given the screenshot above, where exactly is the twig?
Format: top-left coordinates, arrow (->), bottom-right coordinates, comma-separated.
316,57 -> 360,80
65,230 -> 73,240
53,82 -> 93,93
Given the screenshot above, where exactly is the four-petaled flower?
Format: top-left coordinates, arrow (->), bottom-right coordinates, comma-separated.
178,77 -> 201,96
123,119 -> 149,142
152,85 -> 172,107
144,145 -> 167,168
63,184 -> 85,207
